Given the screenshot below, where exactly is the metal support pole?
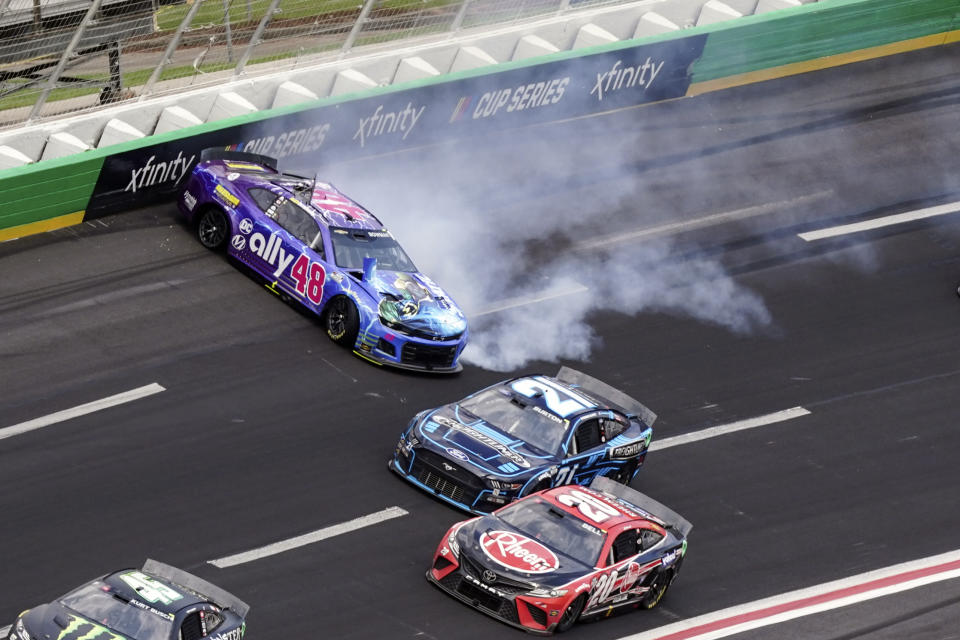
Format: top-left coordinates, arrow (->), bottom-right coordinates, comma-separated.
233,0 -> 281,78
28,0 -> 105,121
223,0 -> 234,63
449,0 -> 473,33
141,0 -> 207,99
340,0 -> 377,56
31,0 -> 41,31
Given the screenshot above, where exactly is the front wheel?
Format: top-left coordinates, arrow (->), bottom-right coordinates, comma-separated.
555,593 -> 587,633
196,207 -> 230,251
640,569 -> 674,609
325,296 -> 359,347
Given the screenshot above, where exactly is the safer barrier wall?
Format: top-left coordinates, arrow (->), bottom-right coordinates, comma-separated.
2,0 -> 959,242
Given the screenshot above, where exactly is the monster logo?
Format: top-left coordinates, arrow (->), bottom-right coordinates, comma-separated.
57,616 -> 126,640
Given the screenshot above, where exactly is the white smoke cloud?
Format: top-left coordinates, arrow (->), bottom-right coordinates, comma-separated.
312,133 -> 773,372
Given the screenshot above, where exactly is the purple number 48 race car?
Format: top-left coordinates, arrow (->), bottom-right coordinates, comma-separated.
178,149 -> 468,372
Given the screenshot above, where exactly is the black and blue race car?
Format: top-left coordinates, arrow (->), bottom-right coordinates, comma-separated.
6,559 -> 248,640
178,148 -> 468,372
389,367 -> 656,514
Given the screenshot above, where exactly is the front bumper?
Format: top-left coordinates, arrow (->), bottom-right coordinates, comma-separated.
389,450 -> 517,515
427,563 -> 563,635
354,328 -> 466,373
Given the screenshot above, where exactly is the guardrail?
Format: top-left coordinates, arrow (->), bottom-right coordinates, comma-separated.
1,0 -> 958,242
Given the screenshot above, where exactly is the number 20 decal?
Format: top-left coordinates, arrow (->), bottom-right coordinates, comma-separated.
290,254 -> 325,304
557,489 -> 621,523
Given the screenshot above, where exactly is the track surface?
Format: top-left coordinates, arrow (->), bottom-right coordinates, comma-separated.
2,44 -> 960,639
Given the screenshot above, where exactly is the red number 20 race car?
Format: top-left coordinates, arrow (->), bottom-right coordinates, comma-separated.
427,476 -> 692,635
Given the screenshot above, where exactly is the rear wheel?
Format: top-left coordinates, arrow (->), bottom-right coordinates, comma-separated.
555,594 -> 587,633
197,207 -> 229,251
325,296 -> 359,347
640,569 -> 673,609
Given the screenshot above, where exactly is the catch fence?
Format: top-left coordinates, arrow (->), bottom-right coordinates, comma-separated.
0,0 -> 637,129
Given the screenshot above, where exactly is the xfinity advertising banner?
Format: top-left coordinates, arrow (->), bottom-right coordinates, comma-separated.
87,34 -> 707,216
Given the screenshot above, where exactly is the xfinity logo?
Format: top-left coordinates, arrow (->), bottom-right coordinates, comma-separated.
590,58 -> 665,102
353,103 -> 425,147
125,151 -> 195,193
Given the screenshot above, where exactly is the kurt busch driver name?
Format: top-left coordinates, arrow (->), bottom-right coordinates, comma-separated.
590,57 -> 665,102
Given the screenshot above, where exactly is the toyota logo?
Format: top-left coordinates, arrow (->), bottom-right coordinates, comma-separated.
482,570 -> 497,584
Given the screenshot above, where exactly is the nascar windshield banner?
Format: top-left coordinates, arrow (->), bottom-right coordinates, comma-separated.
87,34 -> 707,216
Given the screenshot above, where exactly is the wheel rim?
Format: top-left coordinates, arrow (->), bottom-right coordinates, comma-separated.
327,299 -> 346,337
199,211 -> 227,248
559,596 -> 583,628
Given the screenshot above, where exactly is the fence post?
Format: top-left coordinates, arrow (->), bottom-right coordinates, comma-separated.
141,0 -> 207,99
223,0 -> 234,62
450,0 -> 473,32
28,0 -> 105,121
340,0 -> 377,56
233,0 -> 282,78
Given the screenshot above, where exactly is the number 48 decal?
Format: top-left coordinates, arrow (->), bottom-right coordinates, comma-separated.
290,254 -> 325,304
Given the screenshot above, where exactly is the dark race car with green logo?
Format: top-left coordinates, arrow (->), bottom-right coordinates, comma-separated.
6,560 -> 248,640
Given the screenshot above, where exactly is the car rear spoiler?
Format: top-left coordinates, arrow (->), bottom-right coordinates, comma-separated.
556,366 -> 657,428
199,147 -> 278,172
589,477 -> 693,538
142,559 -> 250,619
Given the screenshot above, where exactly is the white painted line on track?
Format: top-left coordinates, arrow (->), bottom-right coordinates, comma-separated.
649,407 -> 811,452
471,283 -> 589,317
576,191 -> 834,251
209,506 -> 409,568
799,200 -> 960,241
620,548 -> 960,640
0,383 -> 166,442
0,625 -> 10,637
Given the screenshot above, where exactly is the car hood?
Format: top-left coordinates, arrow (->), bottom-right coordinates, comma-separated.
415,408 -> 556,478
24,604 -> 128,640
458,516 -> 594,587
370,269 -> 467,338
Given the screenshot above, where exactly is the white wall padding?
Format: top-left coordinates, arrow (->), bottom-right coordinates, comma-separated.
755,0 -> 802,13
449,46 -> 498,73
154,105 -> 204,135
41,131 -> 90,161
393,56 -> 440,84
331,69 -> 378,96
271,81 -> 319,110
721,0 -> 760,14
512,34 -> 560,61
0,145 -> 33,170
207,91 -> 258,122
98,118 -> 146,148
572,23 -> 619,49
634,11 -> 681,37
697,0 -> 744,26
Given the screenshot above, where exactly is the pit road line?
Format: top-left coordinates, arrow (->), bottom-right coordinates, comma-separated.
471,283 -> 589,317
620,548 -> 960,640
0,383 -> 166,441
209,506 -> 409,568
649,407 -> 811,452
576,191 -> 834,251
798,200 -> 960,241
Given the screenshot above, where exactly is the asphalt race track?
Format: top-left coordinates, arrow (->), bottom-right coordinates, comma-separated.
2,42 -> 960,640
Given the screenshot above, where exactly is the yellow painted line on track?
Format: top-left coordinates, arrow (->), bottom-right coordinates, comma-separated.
0,211 -> 85,242
687,30 -> 960,97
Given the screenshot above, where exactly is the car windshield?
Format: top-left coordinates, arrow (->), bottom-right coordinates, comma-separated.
459,389 -> 567,455
329,228 -> 416,272
60,583 -> 174,640
497,498 -> 605,567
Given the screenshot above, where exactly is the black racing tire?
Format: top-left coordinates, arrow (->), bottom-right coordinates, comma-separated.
325,296 -> 360,347
608,458 -> 638,485
640,569 -> 674,610
555,593 -> 587,633
196,206 -> 230,251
